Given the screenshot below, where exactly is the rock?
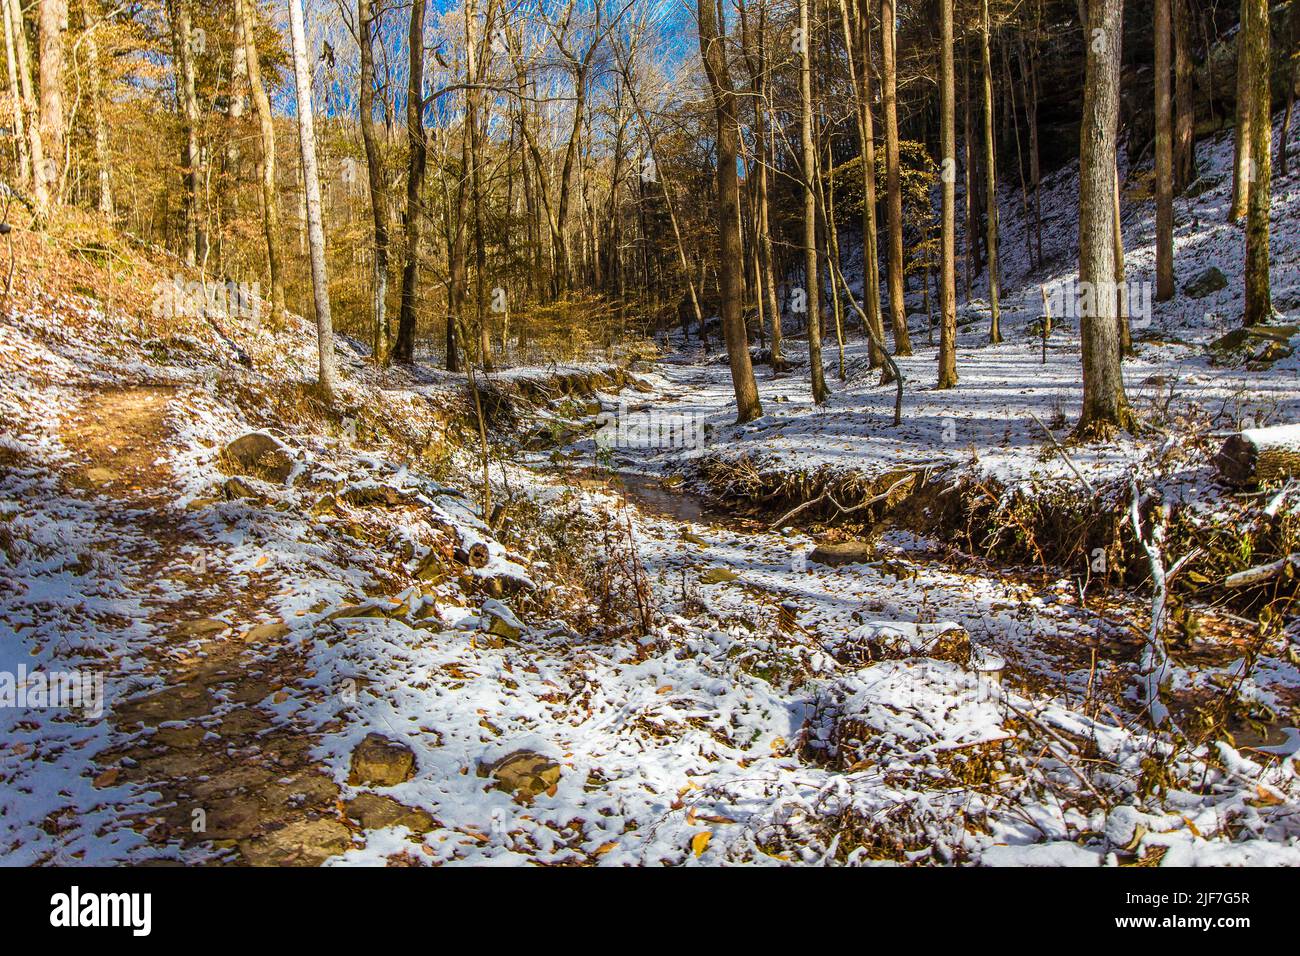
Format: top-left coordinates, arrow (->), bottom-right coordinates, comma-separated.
240,619 -> 290,644
347,733 -> 417,787
173,618 -> 229,638
1183,266 -> 1228,299
699,567 -> 739,585
479,750 -> 561,802
809,539 -> 876,567
480,599 -> 524,640
222,476 -> 259,500
345,793 -> 435,833
238,817 -> 353,866
1208,324 -> 1297,367
221,432 -> 296,484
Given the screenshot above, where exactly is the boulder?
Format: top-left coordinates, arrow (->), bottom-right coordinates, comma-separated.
809,539 -> 876,567
345,792 -> 435,833
479,750 -> 561,802
480,599 -> 524,640
238,817 -> 353,866
1183,266 -> 1228,299
221,432 -> 296,484
347,733 -> 417,787
222,476 -> 260,500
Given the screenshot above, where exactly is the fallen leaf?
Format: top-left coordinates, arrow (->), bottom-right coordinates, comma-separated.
690,831 -> 711,857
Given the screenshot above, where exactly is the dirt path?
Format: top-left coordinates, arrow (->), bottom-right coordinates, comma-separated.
58,386 -> 353,865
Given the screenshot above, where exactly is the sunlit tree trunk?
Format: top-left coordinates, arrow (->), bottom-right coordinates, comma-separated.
38,0 -> 66,202
287,0 -> 335,400
393,0 -> 428,364
1243,0 -> 1272,326
4,0 -> 30,190
1229,0 -> 1253,223
880,0 -> 911,354
1173,0 -> 1196,190
800,0 -> 830,402
358,0 -> 389,361
168,0 -> 204,265
937,0 -> 958,388
1155,0 -> 1174,301
237,0 -> 285,319
697,0 -> 762,421
980,0 -> 1002,344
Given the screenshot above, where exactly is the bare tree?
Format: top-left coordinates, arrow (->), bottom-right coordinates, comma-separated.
1075,0 -> 1133,438
937,0 -> 957,387
237,0 -> 285,319
38,0 -> 66,201
287,0 -> 336,400
357,0 -> 390,360
1154,0 -> 1174,301
81,0 -> 112,215
697,0 -> 762,422
392,0 -> 428,364
168,0 -> 204,265
880,0 -> 911,354
1242,0 -> 1271,325
979,0 -> 1001,343
800,0 -> 829,403
3,0 -> 32,193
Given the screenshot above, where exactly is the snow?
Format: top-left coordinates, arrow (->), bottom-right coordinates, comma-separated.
0,109 -> 1298,867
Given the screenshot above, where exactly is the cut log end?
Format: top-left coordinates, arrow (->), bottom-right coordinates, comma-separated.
1216,425 -> 1300,488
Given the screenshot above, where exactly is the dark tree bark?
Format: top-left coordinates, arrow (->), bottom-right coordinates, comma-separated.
697,0 -> 763,421
393,0 -> 428,364
1075,0 -> 1134,438
938,0 -> 958,388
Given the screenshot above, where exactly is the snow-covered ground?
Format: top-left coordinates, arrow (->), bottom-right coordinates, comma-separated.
634,114 -> 1300,499
1,113 -> 1298,866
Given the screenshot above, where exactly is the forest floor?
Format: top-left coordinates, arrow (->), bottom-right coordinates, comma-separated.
2,118 -> 1299,866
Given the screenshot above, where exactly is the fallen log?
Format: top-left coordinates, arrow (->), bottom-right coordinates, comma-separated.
1215,424 -> 1300,488
1224,553 -> 1300,588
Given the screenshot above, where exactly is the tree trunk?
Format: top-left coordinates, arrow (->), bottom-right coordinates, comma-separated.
287,0 -> 335,400
1229,0 -> 1252,222
358,0 -> 389,362
1155,0 -> 1174,301
3,0 -> 30,190
393,0 -> 428,364
6,0 -> 48,214
847,0 -> 887,375
1173,0 -> 1196,190
37,0 -> 66,201
800,0 -> 830,403
1075,0 -> 1133,438
1243,0 -> 1272,326
237,0 -> 285,320
937,0 -> 958,388
880,0 -> 912,354
980,0 -> 1002,344
81,0 -> 111,215
697,0 -> 762,422
168,0 -> 204,266
465,0 -> 494,371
